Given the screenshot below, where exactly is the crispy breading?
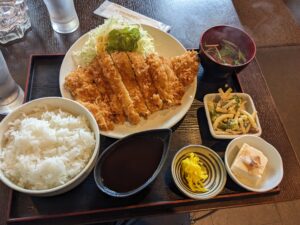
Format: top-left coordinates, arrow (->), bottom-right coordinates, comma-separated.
65,50 -> 198,131
97,52 -> 140,125
146,53 -> 181,107
161,57 -> 185,101
64,67 -> 100,102
127,52 -> 163,112
88,57 -> 126,124
171,50 -> 199,86
79,101 -> 114,131
111,52 -> 150,118
64,67 -> 84,95
64,66 -> 115,131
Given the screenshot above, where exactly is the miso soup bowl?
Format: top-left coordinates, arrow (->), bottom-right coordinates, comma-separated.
199,25 -> 256,78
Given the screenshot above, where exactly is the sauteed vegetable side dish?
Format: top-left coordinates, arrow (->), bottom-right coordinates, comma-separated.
207,88 -> 259,135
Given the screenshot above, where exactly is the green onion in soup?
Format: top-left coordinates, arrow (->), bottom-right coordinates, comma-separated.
204,40 -> 247,66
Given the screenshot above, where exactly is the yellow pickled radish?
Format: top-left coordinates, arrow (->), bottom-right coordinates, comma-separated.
180,153 -> 208,192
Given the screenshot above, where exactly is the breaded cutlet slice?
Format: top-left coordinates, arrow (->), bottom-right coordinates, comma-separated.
111,52 -> 150,118
161,57 -> 185,102
171,51 -> 199,86
146,53 -> 181,108
79,101 -> 114,131
64,65 -> 114,131
89,57 -> 125,124
64,67 -> 101,102
98,52 -> 140,125
127,52 -> 163,113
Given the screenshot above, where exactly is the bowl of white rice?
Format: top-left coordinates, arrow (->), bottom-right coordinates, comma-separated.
0,97 -> 100,196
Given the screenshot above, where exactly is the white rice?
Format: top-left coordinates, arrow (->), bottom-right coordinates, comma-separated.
0,108 -> 95,190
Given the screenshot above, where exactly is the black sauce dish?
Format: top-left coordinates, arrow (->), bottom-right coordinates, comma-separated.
199,25 -> 256,79
94,129 -> 172,198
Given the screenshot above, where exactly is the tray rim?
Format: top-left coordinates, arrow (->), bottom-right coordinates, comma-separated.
6,52 -> 280,224
7,188 -> 279,224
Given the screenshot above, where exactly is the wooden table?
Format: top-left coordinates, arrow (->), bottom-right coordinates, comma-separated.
1,0 -> 300,224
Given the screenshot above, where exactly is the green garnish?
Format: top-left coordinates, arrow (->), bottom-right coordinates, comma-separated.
204,39 -> 247,66
106,27 -> 141,52
233,95 -> 241,104
219,119 -> 239,130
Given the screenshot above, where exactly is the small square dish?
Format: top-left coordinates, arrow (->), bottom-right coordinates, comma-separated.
203,92 -> 262,139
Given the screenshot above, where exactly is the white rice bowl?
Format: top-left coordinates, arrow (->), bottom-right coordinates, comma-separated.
0,97 -> 100,196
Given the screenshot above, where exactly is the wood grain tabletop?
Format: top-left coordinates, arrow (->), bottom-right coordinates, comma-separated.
1,1 -> 300,225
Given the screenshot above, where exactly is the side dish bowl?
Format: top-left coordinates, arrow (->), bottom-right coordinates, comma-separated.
204,92 -> 262,139
94,129 -> 171,197
0,97 -> 100,196
225,135 -> 283,192
171,145 -> 227,200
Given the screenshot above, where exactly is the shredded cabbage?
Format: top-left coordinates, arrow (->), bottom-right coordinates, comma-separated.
72,18 -> 155,66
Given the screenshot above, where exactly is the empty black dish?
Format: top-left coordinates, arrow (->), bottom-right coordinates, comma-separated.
94,129 -> 172,197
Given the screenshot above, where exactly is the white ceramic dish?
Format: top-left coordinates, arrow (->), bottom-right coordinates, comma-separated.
59,25 -> 197,139
203,93 -> 262,139
0,97 -> 100,196
225,135 -> 283,192
171,145 -> 227,200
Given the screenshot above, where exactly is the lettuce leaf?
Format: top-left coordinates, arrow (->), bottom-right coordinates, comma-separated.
72,18 -> 155,67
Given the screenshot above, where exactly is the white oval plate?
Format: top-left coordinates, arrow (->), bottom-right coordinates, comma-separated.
59,25 -> 197,139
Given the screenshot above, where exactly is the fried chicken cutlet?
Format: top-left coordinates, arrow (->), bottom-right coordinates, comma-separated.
171,51 -> 199,86
64,67 -> 98,102
127,52 -> 163,113
64,65 -> 114,130
111,52 -> 150,118
65,49 -> 199,131
88,57 -> 125,124
79,101 -> 114,131
97,52 -> 140,125
161,57 -> 185,101
146,53 -> 184,107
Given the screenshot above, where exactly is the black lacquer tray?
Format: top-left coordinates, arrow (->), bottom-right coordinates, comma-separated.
6,52 -> 279,225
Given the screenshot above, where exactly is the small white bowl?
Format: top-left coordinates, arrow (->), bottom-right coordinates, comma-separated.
225,135 -> 283,192
171,145 -> 227,200
0,97 -> 100,196
203,93 -> 262,139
